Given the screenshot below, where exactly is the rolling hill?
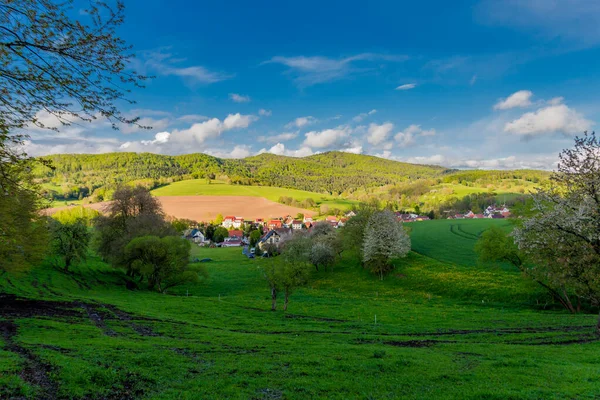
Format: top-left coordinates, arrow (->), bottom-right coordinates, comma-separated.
34,151 -> 550,214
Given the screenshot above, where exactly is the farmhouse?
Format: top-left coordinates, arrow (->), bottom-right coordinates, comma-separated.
222,216 -> 244,229
228,230 -> 243,239
291,220 -> 303,230
258,228 -> 292,250
222,238 -> 242,247
268,219 -> 283,230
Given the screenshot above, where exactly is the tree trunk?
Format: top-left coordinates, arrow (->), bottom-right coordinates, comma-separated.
64,256 -> 71,272
283,291 -> 289,311
270,287 -> 277,311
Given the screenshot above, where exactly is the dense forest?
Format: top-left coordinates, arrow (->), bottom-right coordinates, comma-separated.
33,151 -> 451,199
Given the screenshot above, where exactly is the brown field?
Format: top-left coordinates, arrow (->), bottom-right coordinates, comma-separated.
44,195 -> 314,222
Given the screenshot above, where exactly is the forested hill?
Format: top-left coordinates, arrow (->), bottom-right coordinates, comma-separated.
33,151 -> 452,195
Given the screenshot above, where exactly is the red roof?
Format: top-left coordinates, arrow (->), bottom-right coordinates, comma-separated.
292,220 -> 302,224
224,216 -> 235,221
326,216 -> 338,222
228,230 -> 243,238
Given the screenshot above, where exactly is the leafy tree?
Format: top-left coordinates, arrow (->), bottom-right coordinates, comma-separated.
249,230 -> 262,247
362,210 -> 411,280
309,242 -> 336,272
514,133 -> 600,333
50,219 -> 90,272
94,186 -> 175,267
278,237 -> 311,310
0,0 -> 146,134
214,214 -> 224,225
0,156 -> 49,273
213,227 -> 229,243
204,225 -> 216,241
262,261 -> 280,311
296,213 -> 304,220
123,236 -> 201,293
0,0 -> 145,274
340,204 -> 377,256
475,226 -> 577,312
52,206 -> 100,227
170,218 -> 195,234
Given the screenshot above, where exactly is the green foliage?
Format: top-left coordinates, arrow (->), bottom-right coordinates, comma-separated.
123,236 -> 200,292
249,230 -> 261,247
51,206 -> 100,227
94,186 -> 176,266
213,227 -> 229,243
0,159 -> 49,273
214,213 -> 224,225
514,133 -> 600,322
363,210 -> 411,279
50,219 -> 91,272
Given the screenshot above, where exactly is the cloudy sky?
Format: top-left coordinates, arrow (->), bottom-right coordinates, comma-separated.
24,0 -> 600,170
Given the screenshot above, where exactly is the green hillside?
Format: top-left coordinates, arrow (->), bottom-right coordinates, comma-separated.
2,243 -> 598,398
151,180 -> 358,211
34,151 -> 550,213
410,219 -> 513,267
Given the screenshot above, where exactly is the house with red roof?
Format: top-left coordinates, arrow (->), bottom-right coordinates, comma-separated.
268,219 -> 283,230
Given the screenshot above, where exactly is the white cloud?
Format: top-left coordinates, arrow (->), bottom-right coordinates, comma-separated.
396,83 -> 416,91
207,145 -> 252,159
139,49 -> 232,84
394,124 -> 436,148
494,90 -> 533,110
401,153 -> 559,170
177,114 -> 208,123
121,117 -> 170,134
259,143 -> 313,157
141,131 -> 171,145
352,109 -> 377,123
367,122 -> 394,146
548,97 -> 564,106
223,113 -> 258,130
470,74 -> 478,85
258,132 -> 298,144
340,145 -> 363,154
475,0 -> 600,47
259,109 -> 272,117
303,126 -> 351,148
285,116 -> 317,129
504,104 -> 593,136
266,53 -> 408,86
229,93 -> 251,103
170,113 -> 258,145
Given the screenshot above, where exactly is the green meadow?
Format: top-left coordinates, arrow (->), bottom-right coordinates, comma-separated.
1,219 -> 599,399
151,179 -> 358,210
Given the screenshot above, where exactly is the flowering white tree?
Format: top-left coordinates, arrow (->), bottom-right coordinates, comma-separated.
514,132 -> 600,334
362,210 -> 411,280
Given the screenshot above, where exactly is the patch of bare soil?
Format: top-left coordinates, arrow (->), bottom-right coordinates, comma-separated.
44,195 -> 315,222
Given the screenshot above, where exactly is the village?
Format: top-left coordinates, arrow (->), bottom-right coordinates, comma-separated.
446,204 -> 511,220
180,206 -> 506,253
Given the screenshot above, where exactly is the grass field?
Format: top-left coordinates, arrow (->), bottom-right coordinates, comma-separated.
151,180 -> 358,211
1,220 -> 599,399
410,219 -> 513,267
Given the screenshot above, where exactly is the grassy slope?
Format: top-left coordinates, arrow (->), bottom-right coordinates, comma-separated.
151,180 -> 358,210
410,219 -> 513,267
2,222 -> 599,398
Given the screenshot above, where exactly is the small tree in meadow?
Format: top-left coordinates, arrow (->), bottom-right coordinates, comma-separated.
50,219 -> 91,272
123,236 -> 201,293
362,210 -> 411,280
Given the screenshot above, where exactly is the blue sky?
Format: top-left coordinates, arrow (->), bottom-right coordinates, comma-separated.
25,0 -> 600,169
